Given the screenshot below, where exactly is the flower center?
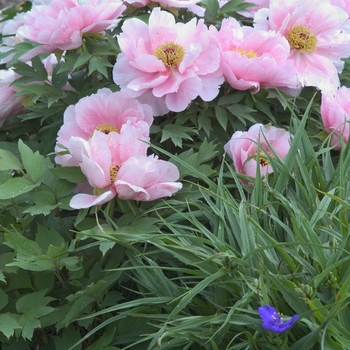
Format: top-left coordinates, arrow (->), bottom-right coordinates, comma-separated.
95,123 -> 119,135
154,42 -> 185,67
234,48 -> 258,59
286,25 -> 317,53
110,163 -> 120,183
251,151 -> 271,166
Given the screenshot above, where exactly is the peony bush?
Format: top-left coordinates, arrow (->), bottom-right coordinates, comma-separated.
0,0 -> 349,349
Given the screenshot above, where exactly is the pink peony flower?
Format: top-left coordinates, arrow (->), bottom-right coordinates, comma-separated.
68,130 -> 182,208
224,124 -> 291,182
217,17 -> 298,93
114,155 -> 183,201
0,68 -> 25,127
321,86 -> 350,149
254,0 -> 350,90
17,0 -> 126,61
113,7 -> 224,116
55,88 -> 153,167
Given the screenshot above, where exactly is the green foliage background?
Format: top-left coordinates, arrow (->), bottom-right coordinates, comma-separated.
0,1 -> 349,349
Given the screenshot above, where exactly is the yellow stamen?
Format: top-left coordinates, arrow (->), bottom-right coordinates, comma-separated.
95,123 -> 119,135
286,25 -> 317,53
234,48 -> 258,59
110,163 -> 120,183
251,151 -> 271,166
154,42 -> 185,67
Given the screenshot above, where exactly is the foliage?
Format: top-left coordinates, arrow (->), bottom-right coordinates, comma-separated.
0,1 -> 349,349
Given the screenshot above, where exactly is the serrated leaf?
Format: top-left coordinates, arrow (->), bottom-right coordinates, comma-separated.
89,56 -> 113,78
18,140 -> 46,182
0,314 -> 21,339
197,138 -> 219,164
16,290 -> 54,314
160,124 -> 196,148
0,177 -> 40,199
18,315 -> 40,340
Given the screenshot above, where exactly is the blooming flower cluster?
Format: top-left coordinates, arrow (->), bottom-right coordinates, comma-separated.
0,0 -> 349,205
17,0 -> 126,61
55,88 -> 182,209
254,0 -> 350,90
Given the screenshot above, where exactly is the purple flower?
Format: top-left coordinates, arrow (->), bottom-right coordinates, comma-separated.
258,305 -> 298,333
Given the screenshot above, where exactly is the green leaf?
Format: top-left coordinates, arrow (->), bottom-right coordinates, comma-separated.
7,270 -> 33,290
51,61 -> 70,88
73,52 -> 92,71
0,177 -> 40,199
0,314 -> 22,339
12,61 -> 38,77
30,56 -> 48,80
50,166 -> 87,183
89,56 -> 113,79
16,290 -> 55,340
4,231 -> 44,258
16,290 -> 55,315
160,124 -> 197,148
13,83 -> 63,97
18,140 -> 46,182
0,149 -> 22,171
63,281 -> 108,326
36,224 -> 65,251
18,315 -> 40,341
0,289 -> 9,311
203,0 -> 219,20
54,326 -> 82,350
215,106 -> 228,131
86,327 -> 116,350
23,204 -> 58,216
22,190 -> 59,215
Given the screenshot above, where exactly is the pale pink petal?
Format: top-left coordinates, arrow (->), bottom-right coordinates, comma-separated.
70,190 -> 116,209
